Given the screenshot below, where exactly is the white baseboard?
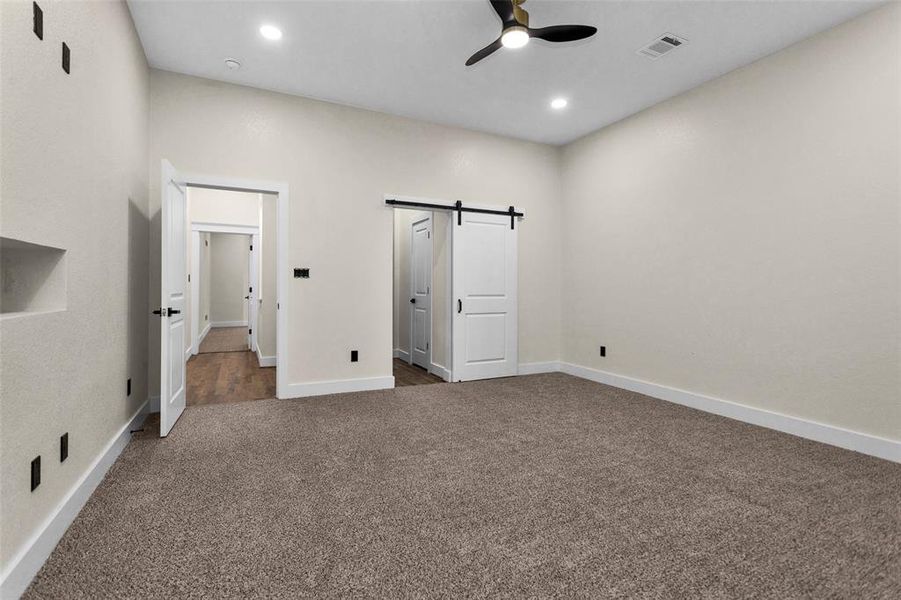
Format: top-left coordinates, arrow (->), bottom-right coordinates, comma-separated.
184,345 -> 192,362
429,362 -> 451,382
210,320 -> 246,328
256,346 -> 276,368
558,362 -> 901,464
198,322 -> 211,345
393,348 -> 410,362
0,400 -> 149,599
148,394 -> 160,413
282,376 -> 395,399
518,361 -> 562,375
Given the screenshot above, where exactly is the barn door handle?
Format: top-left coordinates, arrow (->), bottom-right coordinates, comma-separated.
457,299 -> 462,314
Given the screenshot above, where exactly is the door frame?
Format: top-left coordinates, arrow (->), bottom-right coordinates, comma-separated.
190,223 -> 259,356
409,213 -> 433,370
382,194 -> 454,381
179,171 -> 289,399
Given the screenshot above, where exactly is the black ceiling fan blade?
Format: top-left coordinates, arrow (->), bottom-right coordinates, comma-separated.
489,0 -> 516,25
466,37 -> 503,66
529,24 -> 597,43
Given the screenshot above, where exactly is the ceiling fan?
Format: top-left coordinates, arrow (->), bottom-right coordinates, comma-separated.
466,0 -> 597,66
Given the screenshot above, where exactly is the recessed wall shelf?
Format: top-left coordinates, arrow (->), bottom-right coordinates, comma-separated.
1,237 -> 67,318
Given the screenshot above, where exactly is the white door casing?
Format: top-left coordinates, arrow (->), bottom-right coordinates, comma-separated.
452,210 -> 518,381
247,234 -> 259,351
410,215 -> 432,370
160,159 -> 187,436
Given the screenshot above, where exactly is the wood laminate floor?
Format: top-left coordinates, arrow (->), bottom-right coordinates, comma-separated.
187,350 -> 276,406
198,326 -> 248,354
393,358 -> 444,387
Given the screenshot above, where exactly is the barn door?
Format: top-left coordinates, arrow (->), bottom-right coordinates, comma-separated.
452,210 -> 517,381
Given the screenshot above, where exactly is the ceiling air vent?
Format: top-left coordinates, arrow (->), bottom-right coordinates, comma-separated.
637,33 -> 687,60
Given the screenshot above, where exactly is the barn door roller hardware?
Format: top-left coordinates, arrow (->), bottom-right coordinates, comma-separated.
385,198 -> 523,230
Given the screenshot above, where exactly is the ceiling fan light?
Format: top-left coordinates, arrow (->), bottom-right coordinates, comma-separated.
501,27 -> 529,49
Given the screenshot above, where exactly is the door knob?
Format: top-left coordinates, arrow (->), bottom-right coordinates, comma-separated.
167,308 -> 181,316
244,295 -> 250,299
410,298 -> 415,304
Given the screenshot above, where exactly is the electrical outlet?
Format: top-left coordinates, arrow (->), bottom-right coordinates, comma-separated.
127,378 -> 132,396
60,433 -> 68,462
31,456 -> 41,491
351,350 -> 358,362
600,346 -> 606,357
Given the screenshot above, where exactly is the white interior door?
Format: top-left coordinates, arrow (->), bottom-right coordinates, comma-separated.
160,159 -> 187,436
452,210 -> 518,381
410,215 -> 432,370
247,234 -> 258,351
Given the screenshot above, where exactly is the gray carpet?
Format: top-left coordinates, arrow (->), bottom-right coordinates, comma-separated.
24,373 -> 901,598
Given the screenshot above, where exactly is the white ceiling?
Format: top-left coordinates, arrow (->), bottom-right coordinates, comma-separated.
127,0 -> 880,145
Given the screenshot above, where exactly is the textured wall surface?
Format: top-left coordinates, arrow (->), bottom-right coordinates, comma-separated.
149,70 -> 562,393
560,4 -> 900,441
0,0 -> 149,571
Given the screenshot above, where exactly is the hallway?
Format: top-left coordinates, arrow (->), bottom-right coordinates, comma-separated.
187,350 -> 275,406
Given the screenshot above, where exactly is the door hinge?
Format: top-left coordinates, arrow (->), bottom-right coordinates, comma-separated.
250,244 -> 253,250
187,274 -> 191,282
249,286 -> 253,293
248,328 -> 252,335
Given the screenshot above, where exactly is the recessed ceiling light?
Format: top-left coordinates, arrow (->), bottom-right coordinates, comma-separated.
224,58 -> 241,70
550,98 -> 568,110
259,24 -> 282,41
501,27 -> 529,49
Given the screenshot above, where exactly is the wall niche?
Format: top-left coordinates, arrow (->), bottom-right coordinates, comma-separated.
1,237 -> 67,317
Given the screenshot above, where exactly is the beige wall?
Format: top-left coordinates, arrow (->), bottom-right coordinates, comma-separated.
148,69 -> 562,393
259,195 -> 277,359
209,233 -> 250,325
189,187 -> 260,227
393,209 -> 450,371
0,0 -> 149,572
559,4 -> 900,441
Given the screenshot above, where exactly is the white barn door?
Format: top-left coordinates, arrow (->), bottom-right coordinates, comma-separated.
452,210 -> 518,381
159,160 -> 187,437
410,215 -> 432,370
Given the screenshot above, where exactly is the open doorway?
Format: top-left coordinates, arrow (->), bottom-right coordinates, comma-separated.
158,160 -> 288,436
390,195 -> 521,387
393,208 -> 451,386
186,191 -> 277,407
